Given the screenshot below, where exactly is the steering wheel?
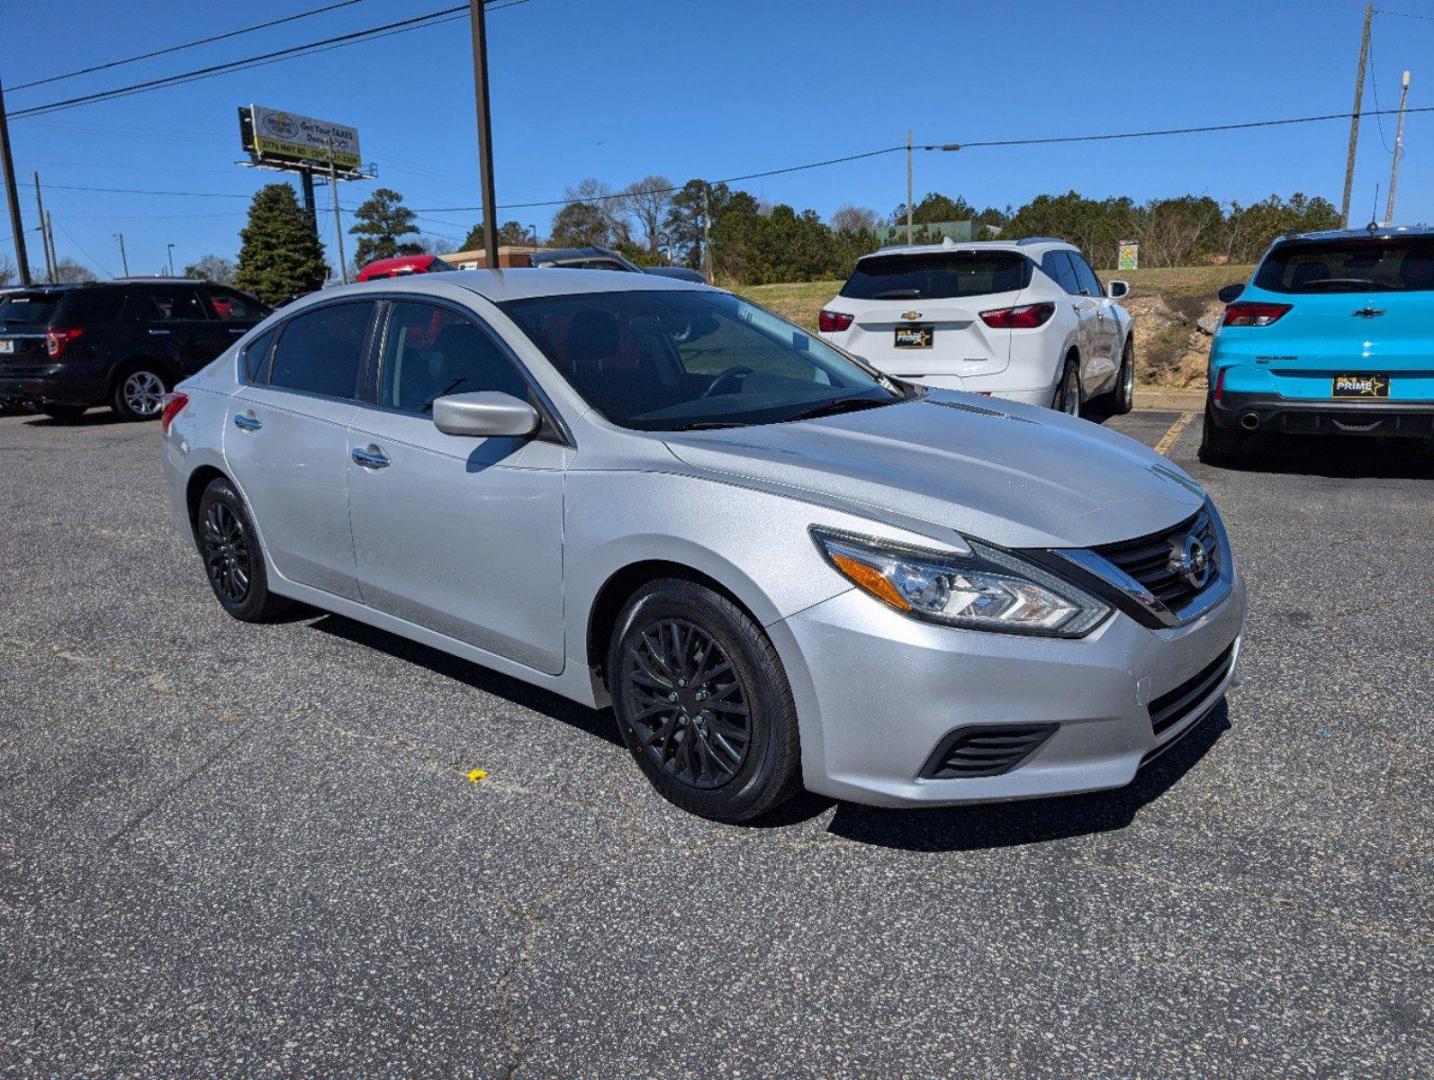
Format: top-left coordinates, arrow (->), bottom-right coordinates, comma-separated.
702,365 -> 754,398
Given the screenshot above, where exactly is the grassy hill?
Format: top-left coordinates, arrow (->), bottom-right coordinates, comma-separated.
734,264 -> 1254,388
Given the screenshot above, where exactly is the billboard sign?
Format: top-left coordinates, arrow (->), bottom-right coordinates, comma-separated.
1117,240 -> 1139,271
239,105 -> 361,172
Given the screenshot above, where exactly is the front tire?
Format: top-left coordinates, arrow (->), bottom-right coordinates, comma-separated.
195,477 -> 291,622
112,365 -> 168,422
608,579 -> 802,823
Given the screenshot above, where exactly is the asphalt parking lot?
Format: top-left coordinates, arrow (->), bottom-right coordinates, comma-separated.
2,406 -> 1430,1078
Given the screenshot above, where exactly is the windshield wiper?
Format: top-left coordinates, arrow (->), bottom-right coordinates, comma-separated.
664,420 -> 745,431
785,395 -> 894,423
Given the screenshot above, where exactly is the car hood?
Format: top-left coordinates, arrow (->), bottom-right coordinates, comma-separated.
660,392 -> 1206,550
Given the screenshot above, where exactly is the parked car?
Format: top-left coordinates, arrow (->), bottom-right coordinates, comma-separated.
0,279 -> 270,421
162,269 -> 1244,822
1203,225 -> 1434,463
817,238 -> 1134,415
532,245 -> 708,283
356,254 -> 457,282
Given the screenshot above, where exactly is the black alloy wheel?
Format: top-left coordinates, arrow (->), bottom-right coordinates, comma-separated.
201,498 -> 252,606
621,618 -> 751,789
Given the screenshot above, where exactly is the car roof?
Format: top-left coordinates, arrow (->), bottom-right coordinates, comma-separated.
859,238 -> 1076,260
323,267 -> 709,303
1273,224 -> 1434,243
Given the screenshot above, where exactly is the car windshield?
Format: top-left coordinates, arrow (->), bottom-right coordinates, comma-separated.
1254,236 -> 1434,293
500,289 -> 904,431
0,292 -> 61,326
840,251 -> 1031,301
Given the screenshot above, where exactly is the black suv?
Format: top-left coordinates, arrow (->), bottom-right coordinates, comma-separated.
0,280 -> 270,421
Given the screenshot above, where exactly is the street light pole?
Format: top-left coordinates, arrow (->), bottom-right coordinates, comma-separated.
166,243 -> 175,277
113,233 -> 129,277
469,0 -> 499,270
328,139 -> 348,283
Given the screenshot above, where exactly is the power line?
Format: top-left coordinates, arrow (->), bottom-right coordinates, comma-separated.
7,0 -> 532,121
1373,7 -> 1434,20
45,183 -> 251,198
1367,28 -> 1395,153
8,1 -> 370,92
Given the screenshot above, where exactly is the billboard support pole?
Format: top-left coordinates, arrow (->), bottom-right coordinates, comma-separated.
469,0 -> 499,269
300,168 -> 318,241
0,77 -> 31,286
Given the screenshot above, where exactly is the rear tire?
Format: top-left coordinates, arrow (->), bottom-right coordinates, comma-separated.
41,405 -> 87,423
1051,357 -> 1082,417
607,579 -> 802,823
195,477 -> 291,622
1198,403 -> 1248,465
112,364 -> 168,422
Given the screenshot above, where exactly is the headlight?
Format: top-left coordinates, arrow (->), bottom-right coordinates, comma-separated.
811,528 -> 1110,638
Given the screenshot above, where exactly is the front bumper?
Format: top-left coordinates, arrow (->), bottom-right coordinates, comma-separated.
769,569 -> 1246,807
909,374 -> 1056,407
1210,390 -> 1434,439
0,363 -> 109,407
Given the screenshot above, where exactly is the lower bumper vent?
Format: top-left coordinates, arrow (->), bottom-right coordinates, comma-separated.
1148,643 -> 1236,738
919,724 -> 1059,780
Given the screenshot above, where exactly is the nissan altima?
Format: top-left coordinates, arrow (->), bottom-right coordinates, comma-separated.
161,270 -> 1245,822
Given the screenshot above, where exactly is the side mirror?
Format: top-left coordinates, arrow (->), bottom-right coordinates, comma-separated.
432,391 -> 539,438
1217,283 -> 1245,304
1106,280 -> 1130,300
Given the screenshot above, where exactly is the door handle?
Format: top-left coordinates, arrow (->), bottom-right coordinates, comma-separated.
233,412 -> 261,432
148,328 -> 171,335
351,445 -> 391,469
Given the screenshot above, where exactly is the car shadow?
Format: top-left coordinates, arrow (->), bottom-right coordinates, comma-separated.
305,612 -> 624,747
1199,433 -> 1434,480
765,703 -> 1232,851
23,410 -> 129,428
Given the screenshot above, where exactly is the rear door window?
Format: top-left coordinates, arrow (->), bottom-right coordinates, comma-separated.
1254,236 -> 1434,293
0,292 -> 61,326
1041,251 -> 1081,294
840,251 -> 1031,301
268,302 -> 375,400
204,289 -> 269,322
145,287 -> 209,321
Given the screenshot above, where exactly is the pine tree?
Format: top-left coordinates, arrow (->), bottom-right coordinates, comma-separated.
235,184 -> 328,305
349,187 -> 422,267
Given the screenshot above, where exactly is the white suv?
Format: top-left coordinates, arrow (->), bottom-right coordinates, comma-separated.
817,238 -> 1135,415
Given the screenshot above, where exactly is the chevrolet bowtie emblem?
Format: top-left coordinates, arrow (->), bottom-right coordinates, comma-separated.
901,310 -> 922,321
1351,307 -> 1385,318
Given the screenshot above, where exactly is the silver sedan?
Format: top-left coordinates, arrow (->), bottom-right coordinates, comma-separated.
161,270 -> 1245,822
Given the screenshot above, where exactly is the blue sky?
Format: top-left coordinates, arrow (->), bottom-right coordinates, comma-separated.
4,0 -> 1431,276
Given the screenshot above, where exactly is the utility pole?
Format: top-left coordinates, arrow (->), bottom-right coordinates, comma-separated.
1385,69 -> 1411,226
905,130 -> 914,245
328,139 -> 348,283
166,243 -> 176,277
44,211 -> 57,280
469,0 -> 499,270
0,77 -> 31,285
32,172 -> 53,282
113,233 -> 129,276
1341,3 -> 1373,228
702,182 -> 713,283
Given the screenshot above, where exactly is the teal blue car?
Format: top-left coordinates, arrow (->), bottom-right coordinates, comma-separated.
1202,226 -> 1434,463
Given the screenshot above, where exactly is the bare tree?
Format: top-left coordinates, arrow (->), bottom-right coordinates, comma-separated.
566,178 -> 632,247
831,204 -> 880,233
622,174 -> 674,256
0,255 -> 15,287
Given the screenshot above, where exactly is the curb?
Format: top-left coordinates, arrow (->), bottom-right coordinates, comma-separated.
1134,388 -> 1204,412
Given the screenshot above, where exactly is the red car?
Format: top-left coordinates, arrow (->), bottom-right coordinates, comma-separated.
356,254 -> 456,282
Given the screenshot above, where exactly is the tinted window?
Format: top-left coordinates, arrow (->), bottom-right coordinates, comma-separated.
205,289 -> 269,322
0,292 -> 61,325
57,289 -> 126,323
1071,255 -> 1103,297
840,251 -> 1031,301
1041,251 -> 1081,294
146,287 -> 208,321
502,289 -> 896,431
1254,236 -> 1434,293
378,302 -> 529,413
268,302 -> 373,399
242,326 -> 278,383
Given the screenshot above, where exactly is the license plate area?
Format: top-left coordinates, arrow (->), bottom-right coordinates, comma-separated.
894,325 -> 933,349
1332,373 -> 1389,397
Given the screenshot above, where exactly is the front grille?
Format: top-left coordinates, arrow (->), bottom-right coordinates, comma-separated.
1148,643 -> 1236,738
1094,508 -> 1219,612
919,724 -> 1058,779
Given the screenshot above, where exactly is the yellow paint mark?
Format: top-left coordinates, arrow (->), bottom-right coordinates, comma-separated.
466,768 -> 487,785
1154,411 -> 1195,457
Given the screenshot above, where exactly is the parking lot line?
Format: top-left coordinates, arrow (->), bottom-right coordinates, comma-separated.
1154,411 -> 1196,456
